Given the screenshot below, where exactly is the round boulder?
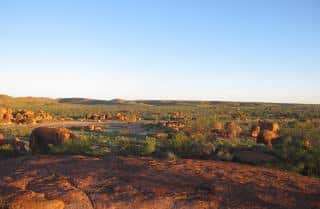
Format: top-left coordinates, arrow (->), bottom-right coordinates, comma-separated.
29,127 -> 77,154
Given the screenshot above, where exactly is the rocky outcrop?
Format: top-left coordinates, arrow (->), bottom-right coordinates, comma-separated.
168,112 -> 186,121
159,120 -> 185,131
2,170 -> 93,209
0,108 -> 13,124
84,125 -> 104,132
1,156 -> 319,209
250,125 -> 260,138
8,191 -> 65,209
212,121 -> 223,132
250,121 -> 280,147
86,113 -> 105,121
86,112 -> 141,122
0,108 -> 53,124
224,121 -> 242,138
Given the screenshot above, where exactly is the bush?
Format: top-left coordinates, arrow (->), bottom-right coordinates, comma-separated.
187,140 -> 215,158
143,137 -> 156,155
302,146 -> 320,176
107,137 -> 140,156
212,140 -> 234,161
281,127 -> 320,146
0,127 -> 32,138
160,132 -> 215,158
160,131 -> 190,156
170,132 -> 190,150
187,114 -> 218,130
48,137 -> 91,155
109,136 -> 132,155
0,143 -> 18,157
273,135 -> 320,176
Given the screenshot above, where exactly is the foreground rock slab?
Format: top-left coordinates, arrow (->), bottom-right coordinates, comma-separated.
0,155 -> 319,209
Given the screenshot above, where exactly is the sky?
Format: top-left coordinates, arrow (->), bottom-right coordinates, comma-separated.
0,0 -> 319,103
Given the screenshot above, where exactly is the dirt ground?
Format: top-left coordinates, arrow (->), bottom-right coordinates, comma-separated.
37,120 -> 150,136
0,155 -> 319,209
1,120 -> 151,137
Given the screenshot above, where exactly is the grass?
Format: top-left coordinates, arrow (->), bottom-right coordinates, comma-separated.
48,135 -> 157,157
48,137 -> 92,155
0,126 -> 33,139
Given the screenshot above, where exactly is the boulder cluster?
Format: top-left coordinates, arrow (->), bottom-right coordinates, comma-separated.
115,112 -> 129,121
224,121 -> 242,138
168,112 -> 186,121
159,120 -> 185,131
84,124 -> 104,132
86,112 -> 142,122
211,120 -> 280,145
0,108 -> 53,124
250,121 -> 280,147
0,108 -> 13,123
212,121 -> 223,132
86,113 -> 108,121
209,121 -> 242,139
158,112 -> 187,131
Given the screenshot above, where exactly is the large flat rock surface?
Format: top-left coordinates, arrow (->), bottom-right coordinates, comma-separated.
0,155 -> 319,209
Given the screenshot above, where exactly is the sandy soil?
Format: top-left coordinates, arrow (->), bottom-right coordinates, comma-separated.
1,120 -> 150,136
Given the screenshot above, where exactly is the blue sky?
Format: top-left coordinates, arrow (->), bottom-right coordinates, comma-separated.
0,0 -> 319,103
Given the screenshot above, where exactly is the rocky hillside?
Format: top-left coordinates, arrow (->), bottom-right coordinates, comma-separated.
0,156 -> 319,209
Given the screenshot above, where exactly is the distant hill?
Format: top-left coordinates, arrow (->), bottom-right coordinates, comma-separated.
58,98 -> 110,105
0,94 -> 317,107
0,95 -> 57,106
58,98 -> 136,105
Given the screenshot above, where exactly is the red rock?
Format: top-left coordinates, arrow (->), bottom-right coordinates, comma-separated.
8,191 -> 64,209
0,156 -> 319,209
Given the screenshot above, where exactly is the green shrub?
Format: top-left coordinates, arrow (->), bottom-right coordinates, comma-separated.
186,140 -> 215,158
159,132 -> 214,158
107,137 -> 141,156
0,126 -> 32,138
160,131 -> 190,156
0,143 -> 17,157
213,141 -> 234,161
48,137 -> 91,155
109,136 -> 157,156
302,146 -> 320,176
143,137 -> 156,155
109,136 -> 131,155
170,132 -> 190,150
187,114 -> 218,130
273,135 -> 320,176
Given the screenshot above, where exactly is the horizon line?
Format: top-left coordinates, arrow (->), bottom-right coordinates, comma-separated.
1,94 -> 319,105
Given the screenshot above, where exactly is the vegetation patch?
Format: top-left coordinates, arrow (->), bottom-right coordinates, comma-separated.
1,96 -> 320,177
